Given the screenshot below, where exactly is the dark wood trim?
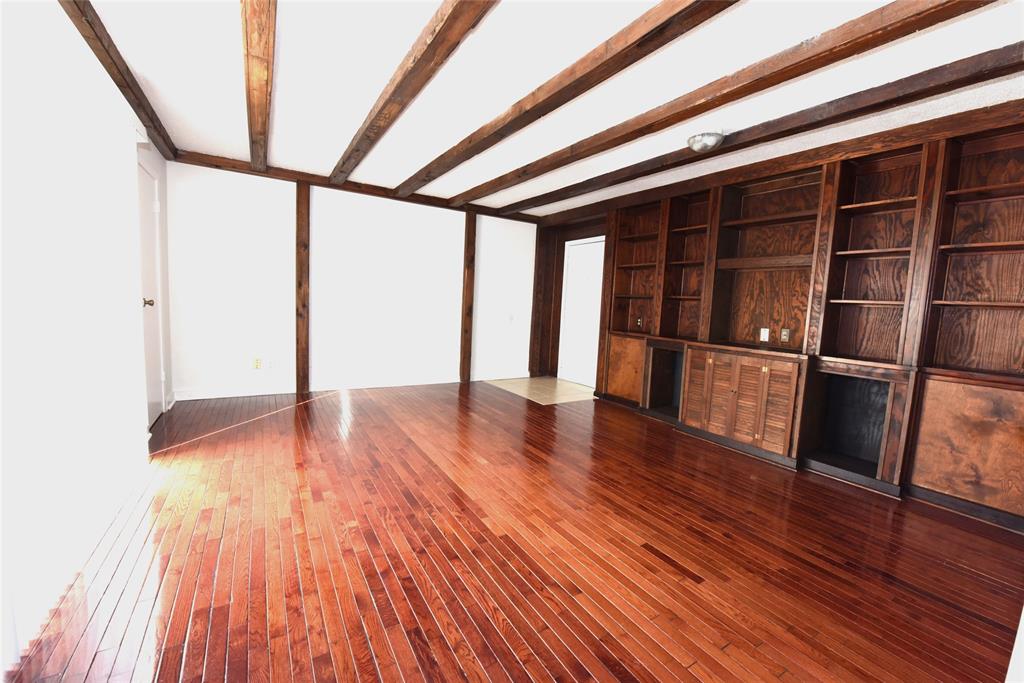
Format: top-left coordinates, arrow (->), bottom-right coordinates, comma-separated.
173,150 -> 539,224
460,212 -> 477,383
456,0 -> 994,207
530,220 -> 608,378
697,187 -> 722,341
803,458 -> 902,497
330,0 -> 496,184
594,215 -> 617,390
241,0 -> 276,171
295,181 -> 310,394
905,485 -> 1024,532
538,99 -> 1024,227
501,43 -> 1024,214
58,0 -> 176,159
425,0 -> 735,204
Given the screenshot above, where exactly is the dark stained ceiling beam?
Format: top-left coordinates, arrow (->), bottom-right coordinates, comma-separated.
241,0 -> 277,171
448,0 -> 996,207
393,0 -> 736,197
500,41 -> 1024,214
58,0 -> 177,159
175,150 -> 538,224
328,0 -> 498,184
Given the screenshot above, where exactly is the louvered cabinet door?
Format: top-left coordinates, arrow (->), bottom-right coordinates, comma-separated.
704,352 -> 737,438
731,357 -> 767,446
756,360 -> 800,456
681,349 -> 710,429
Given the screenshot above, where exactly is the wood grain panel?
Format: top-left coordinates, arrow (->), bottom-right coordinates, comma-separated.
933,307 -> 1024,373
847,209 -> 916,249
605,334 -> 646,403
957,134 -> 1024,188
737,179 -> 820,218
727,269 -> 809,350
733,220 -> 816,258
842,257 -> 908,301
912,377 -> 1024,515
834,304 -> 902,362
943,252 -> 1024,303
950,198 -> 1024,244
852,157 -> 920,201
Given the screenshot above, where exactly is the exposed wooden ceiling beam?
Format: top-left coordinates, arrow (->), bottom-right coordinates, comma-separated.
58,0 -> 176,159
448,0 -> 996,207
393,0 -> 735,197
501,42 -> 1024,214
536,98 -> 1024,227
328,0 -> 498,184
175,150 -> 538,223
241,0 -> 276,172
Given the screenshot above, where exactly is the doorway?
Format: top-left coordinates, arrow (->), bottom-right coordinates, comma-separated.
137,163 -> 165,428
557,236 -> 604,387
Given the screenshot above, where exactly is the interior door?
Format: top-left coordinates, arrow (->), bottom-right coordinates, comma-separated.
138,164 -> 164,428
558,236 -> 604,387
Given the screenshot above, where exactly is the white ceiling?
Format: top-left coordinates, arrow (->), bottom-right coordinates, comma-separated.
90,0 -> 1023,218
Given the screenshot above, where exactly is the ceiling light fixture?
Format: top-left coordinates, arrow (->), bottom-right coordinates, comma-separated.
688,132 -> 724,153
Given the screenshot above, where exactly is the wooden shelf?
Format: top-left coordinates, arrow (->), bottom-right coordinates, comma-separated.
668,259 -> 703,266
932,300 -> 1024,308
717,254 -> 813,271
617,262 -> 656,269
945,181 -> 1024,202
619,231 -> 659,241
938,241 -> 1024,254
719,210 -> 818,228
666,295 -> 701,301
669,224 -> 708,234
838,196 -> 917,214
614,294 -> 653,300
829,299 -> 904,306
834,247 -> 911,257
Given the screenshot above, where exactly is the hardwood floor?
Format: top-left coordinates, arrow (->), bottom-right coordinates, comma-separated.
8,383 -> 1023,682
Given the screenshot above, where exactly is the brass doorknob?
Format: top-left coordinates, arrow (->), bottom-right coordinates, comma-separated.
142,298 -> 155,307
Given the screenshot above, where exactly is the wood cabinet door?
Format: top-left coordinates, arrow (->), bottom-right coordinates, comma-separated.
681,349 -> 709,428
731,357 -> 767,445
605,334 -> 646,403
756,360 -> 799,456
704,352 -> 737,438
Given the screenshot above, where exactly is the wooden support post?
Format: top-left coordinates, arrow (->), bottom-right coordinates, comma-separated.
460,212 -> 477,383
296,182 -> 310,394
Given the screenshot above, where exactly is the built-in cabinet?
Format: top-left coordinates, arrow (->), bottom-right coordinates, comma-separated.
597,122 -> 1024,530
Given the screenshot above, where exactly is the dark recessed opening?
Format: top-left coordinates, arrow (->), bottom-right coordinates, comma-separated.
648,349 -> 684,419
813,374 -> 887,478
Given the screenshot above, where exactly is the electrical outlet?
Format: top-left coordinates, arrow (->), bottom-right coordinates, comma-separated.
780,328 -> 791,343
636,317 -> 643,329
253,358 -> 262,370
758,327 -> 770,342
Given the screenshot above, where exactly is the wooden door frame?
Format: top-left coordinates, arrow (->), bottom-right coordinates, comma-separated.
528,217 -> 606,378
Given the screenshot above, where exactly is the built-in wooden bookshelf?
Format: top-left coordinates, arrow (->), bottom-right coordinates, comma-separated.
708,170 -> 820,352
658,191 -> 709,340
925,128 -> 1024,376
610,202 -> 661,334
819,147 -> 922,364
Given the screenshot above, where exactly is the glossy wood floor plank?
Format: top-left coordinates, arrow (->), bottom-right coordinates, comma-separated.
7,384 -> 1023,682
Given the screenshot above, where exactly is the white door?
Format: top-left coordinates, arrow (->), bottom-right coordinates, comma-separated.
138,165 -> 164,428
557,237 -> 604,387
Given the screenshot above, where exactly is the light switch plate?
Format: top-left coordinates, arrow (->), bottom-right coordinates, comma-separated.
759,327 -> 770,342
780,328 -> 791,342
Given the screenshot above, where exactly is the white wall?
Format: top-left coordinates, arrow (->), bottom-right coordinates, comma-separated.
310,189 -> 463,390
166,164 -> 295,399
1,1 -> 152,667
471,217 -> 536,381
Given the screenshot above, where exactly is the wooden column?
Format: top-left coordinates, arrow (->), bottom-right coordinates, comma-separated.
460,212 -> 477,383
296,182 -> 310,394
